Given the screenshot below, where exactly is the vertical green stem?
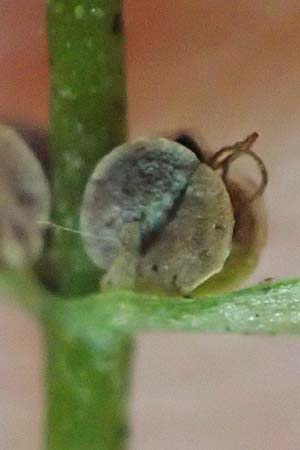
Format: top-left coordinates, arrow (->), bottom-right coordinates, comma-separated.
48,0 -> 126,295
46,1 -> 132,449
46,314 -> 133,450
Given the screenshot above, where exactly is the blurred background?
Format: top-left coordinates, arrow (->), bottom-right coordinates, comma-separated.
1,1 -> 300,449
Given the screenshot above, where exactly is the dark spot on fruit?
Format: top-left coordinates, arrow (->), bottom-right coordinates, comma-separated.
11,222 -> 27,241
104,217 -> 115,227
152,264 -> 158,272
17,190 -> 36,207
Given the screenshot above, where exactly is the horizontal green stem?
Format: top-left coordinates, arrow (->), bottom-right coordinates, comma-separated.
45,278 -> 300,339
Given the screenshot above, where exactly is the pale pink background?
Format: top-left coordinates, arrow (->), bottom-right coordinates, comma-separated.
1,1 -> 300,449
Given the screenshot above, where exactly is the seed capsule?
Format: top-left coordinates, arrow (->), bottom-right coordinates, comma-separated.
80,137 -> 235,295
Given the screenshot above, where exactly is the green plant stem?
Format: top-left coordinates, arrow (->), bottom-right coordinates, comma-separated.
47,2 -> 133,449
45,279 -> 300,337
48,0 -> 126,296
46,323 -> 133,450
